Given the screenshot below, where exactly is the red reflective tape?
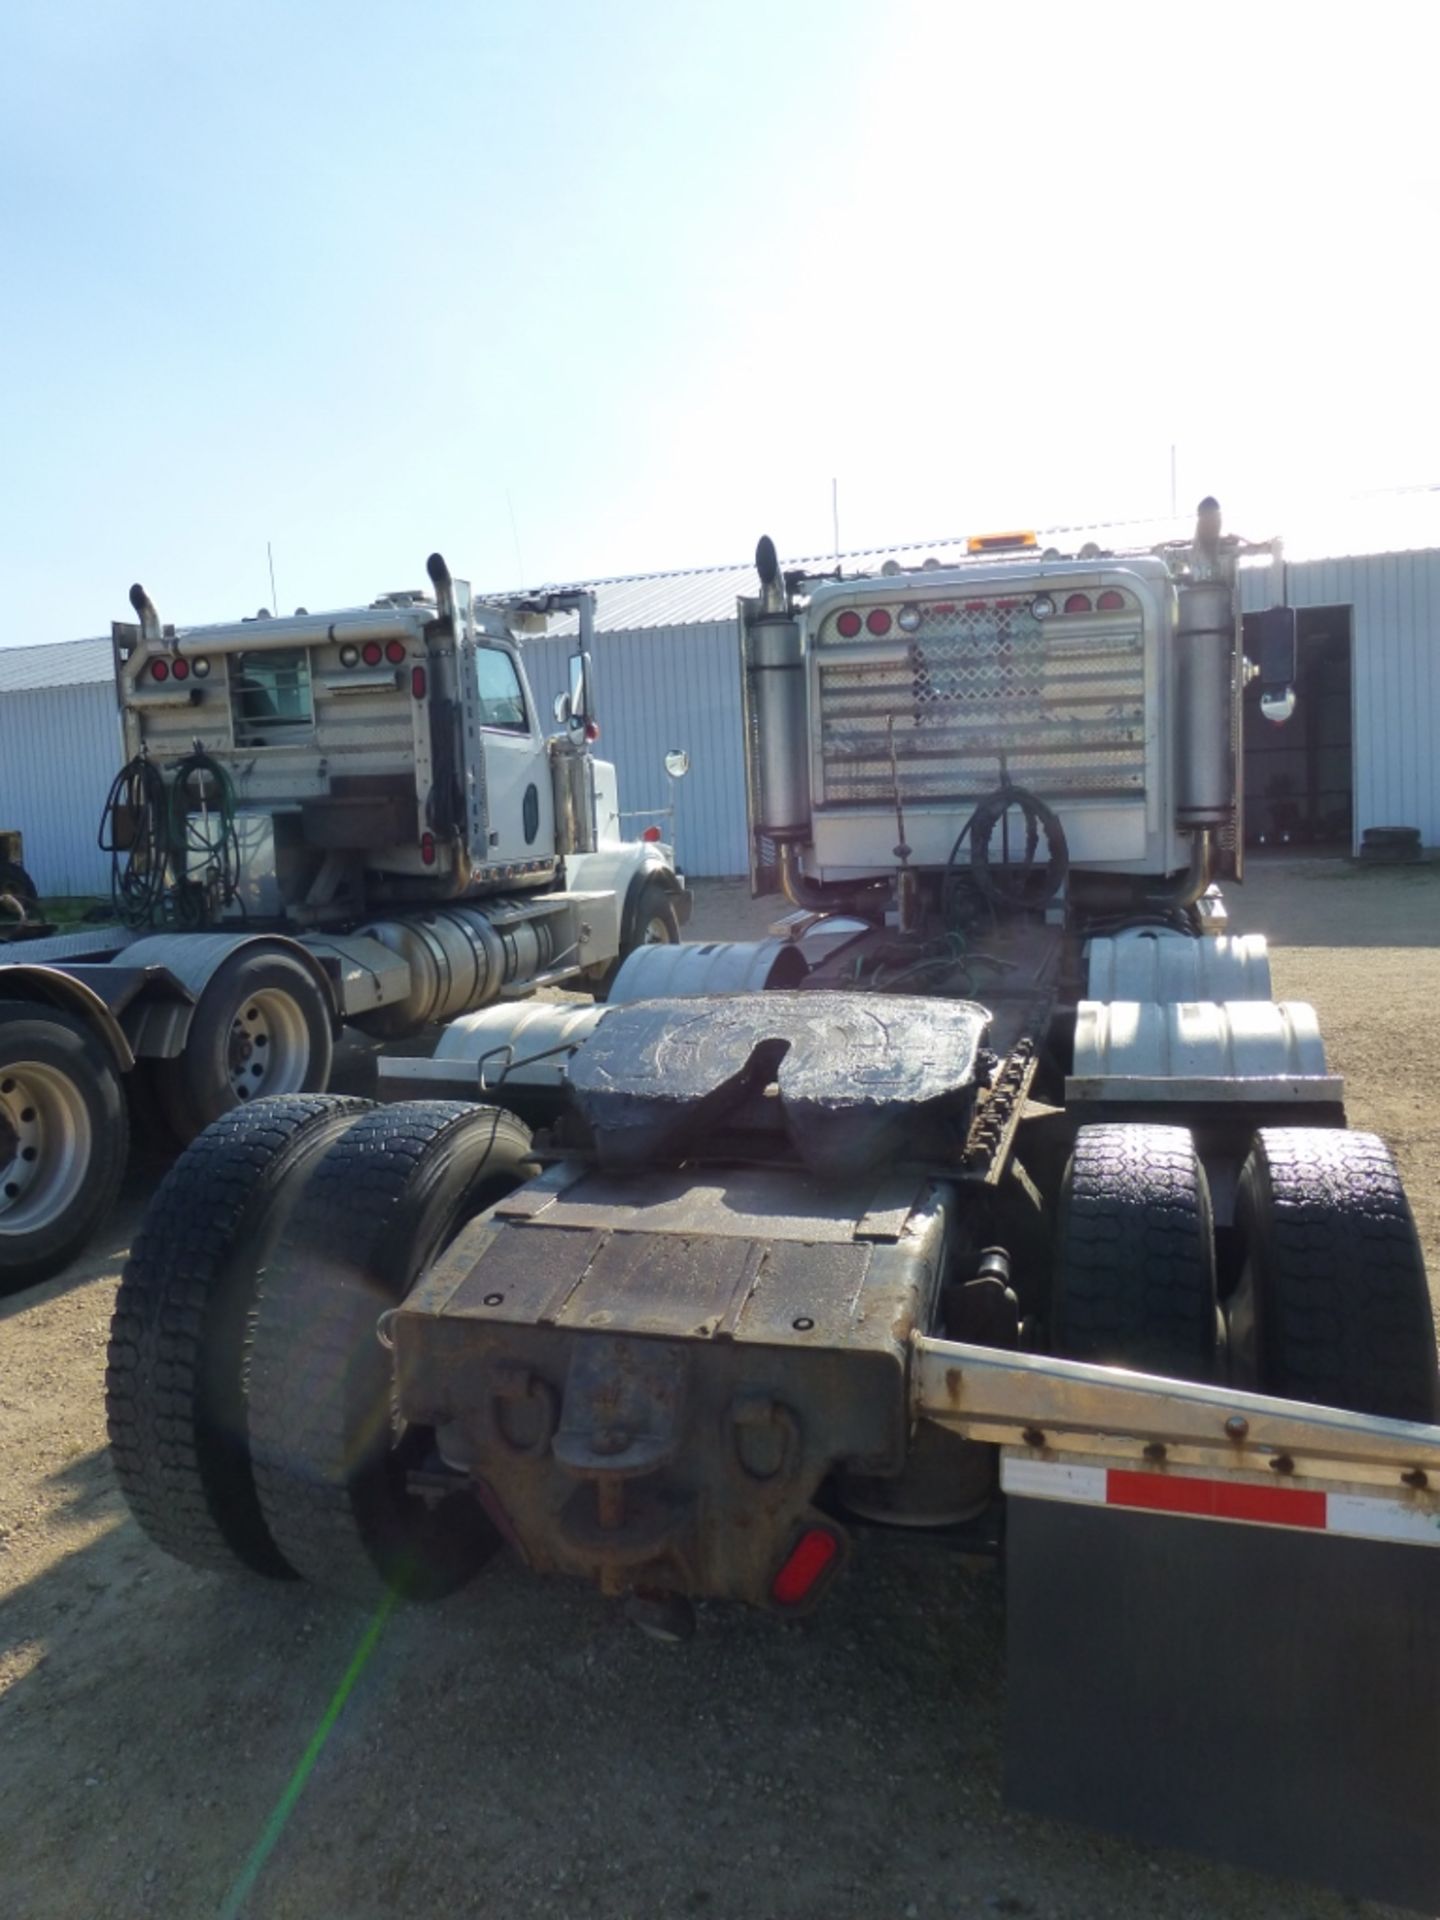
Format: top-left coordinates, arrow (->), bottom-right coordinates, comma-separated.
1107,1469 -> 1327,1531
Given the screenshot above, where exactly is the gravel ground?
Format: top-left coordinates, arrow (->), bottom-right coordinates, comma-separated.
1,858 -> 1437,1920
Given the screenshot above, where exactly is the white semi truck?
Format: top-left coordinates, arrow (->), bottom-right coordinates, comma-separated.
109,504 -> 1440,1908
0,555 -> 688,1285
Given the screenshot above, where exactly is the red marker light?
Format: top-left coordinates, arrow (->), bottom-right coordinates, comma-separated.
420,832 -> 436,867
771,1527 -> 840,1608
1096,589 -> 1125,612
866,608 -> 892,636
585,719 -> 600,743
642,825 -> 662,843
150,658 -> 169,682
835,610 -> 862,638
1063,592 -> 1092,615
411,665 -> 427,699
172,657 -> 190,681
362,640 -> 383,666
386,639 -> 407,664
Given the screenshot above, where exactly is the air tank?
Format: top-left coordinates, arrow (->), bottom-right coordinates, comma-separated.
1173,579 -> 1234,829
746,611 -> 812,840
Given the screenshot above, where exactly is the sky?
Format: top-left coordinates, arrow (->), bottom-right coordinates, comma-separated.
2,0 -> 1438,645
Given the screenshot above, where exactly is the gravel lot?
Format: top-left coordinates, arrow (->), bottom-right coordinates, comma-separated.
1,859 -> 1437,1920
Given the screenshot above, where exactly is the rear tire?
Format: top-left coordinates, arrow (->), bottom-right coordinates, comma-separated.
0,1001 -> 129,1291
248,1101 -> 539,1600
154,947 -> 334,1142
1231,1128 -> 1438,1420
0,860 -> 37,903
1052,1122 -> 1219,1381
105,1094 -> 374,1576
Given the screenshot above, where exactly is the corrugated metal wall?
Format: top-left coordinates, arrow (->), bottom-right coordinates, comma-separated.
521,619 -> 750,876
1243,552 -> 1440,849
0,683 -> 121,894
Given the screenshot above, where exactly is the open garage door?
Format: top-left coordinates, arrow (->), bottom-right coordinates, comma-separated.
1243,605 -> 1353,850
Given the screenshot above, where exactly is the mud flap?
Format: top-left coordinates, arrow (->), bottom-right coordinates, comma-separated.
1004,1495 -> 1440,1909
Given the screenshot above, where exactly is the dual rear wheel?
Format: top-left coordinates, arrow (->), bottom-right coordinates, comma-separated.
1053,1122 -> 1437,1421
106,1096 -> 538,1596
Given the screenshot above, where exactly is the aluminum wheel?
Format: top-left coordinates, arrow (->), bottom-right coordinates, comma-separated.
641,912 -> 675,945
227,989 -> 312,1102
0,1060 -> 93,1236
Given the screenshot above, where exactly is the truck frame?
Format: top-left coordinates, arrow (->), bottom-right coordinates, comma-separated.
106,505 -> 1440,1908
0,556 -> 688,1286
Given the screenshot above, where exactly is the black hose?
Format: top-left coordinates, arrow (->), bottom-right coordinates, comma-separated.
944,784 -> 1069,917
99,756 -> 171,928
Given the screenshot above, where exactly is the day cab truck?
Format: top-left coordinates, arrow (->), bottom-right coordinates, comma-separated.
0,555 -> 687,1286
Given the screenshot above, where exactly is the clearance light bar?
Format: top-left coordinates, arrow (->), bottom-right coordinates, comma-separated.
967,531 -> 1038,555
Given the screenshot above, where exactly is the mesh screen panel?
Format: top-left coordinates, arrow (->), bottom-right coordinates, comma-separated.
817,601 -> 1146,805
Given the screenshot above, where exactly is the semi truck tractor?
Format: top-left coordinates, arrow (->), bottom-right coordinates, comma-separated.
108,505 -> 1440,1907
0,556 -> 687,1286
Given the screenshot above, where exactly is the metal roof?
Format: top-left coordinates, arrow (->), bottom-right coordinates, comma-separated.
6,493 -> 1440,689
0,635 -> 113,693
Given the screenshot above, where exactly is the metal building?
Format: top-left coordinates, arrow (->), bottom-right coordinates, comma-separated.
2,515 -> 1438,895
0,635 -> 121,894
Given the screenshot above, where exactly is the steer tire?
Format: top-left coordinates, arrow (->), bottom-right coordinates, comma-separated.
248,1101 -> 539,1601
105,1094 -> 374,1576
153,947 -> 335,1144
1231,1128 -> 1439,1421
1052,1122 -> 1219,1382
594,878 -> 681,1000
0,1001 -> 130,1292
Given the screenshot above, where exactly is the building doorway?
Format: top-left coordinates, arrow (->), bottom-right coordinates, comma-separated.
1242,605 -> 1353,850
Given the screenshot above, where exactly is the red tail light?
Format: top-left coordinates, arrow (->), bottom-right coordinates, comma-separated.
771,1527 -> 840,1608
362,640 -> 383,666
1063,592 -> 1092,614
420,832 -> 436,867
835,610 -> 862,638
150,658 -> 169,682
411,665 -> 427,699
642,825 -> 662,844
386,639 -> 407,664
172,657 -> 190,681
866,608 -> 892,636
1096,589 -> 1125,612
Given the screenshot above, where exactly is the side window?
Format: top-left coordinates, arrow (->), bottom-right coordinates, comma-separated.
476,647 -> 529,733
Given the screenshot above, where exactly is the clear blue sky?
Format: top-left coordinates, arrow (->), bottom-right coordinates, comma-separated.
3,0 -> 1437,644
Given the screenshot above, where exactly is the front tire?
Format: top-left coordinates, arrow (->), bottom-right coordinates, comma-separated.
594,878 -> 681,1000
0,1001 -> 129,1291
1230,1128 -> 1438,1420
1052,1122 -> 1219,1381
248,1102 -> 539,1600
154,947 -> 335,1142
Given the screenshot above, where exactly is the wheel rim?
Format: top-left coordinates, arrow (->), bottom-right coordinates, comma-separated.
641,914 -> 674,945
227,989 -> 311,1101
0,1061 -> 92,1236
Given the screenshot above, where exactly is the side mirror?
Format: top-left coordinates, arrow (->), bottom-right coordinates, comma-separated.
569,650 -> 593,726
553,690 -> 572,726
1255,605 -> 1297,726
664,749 -> 690,780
